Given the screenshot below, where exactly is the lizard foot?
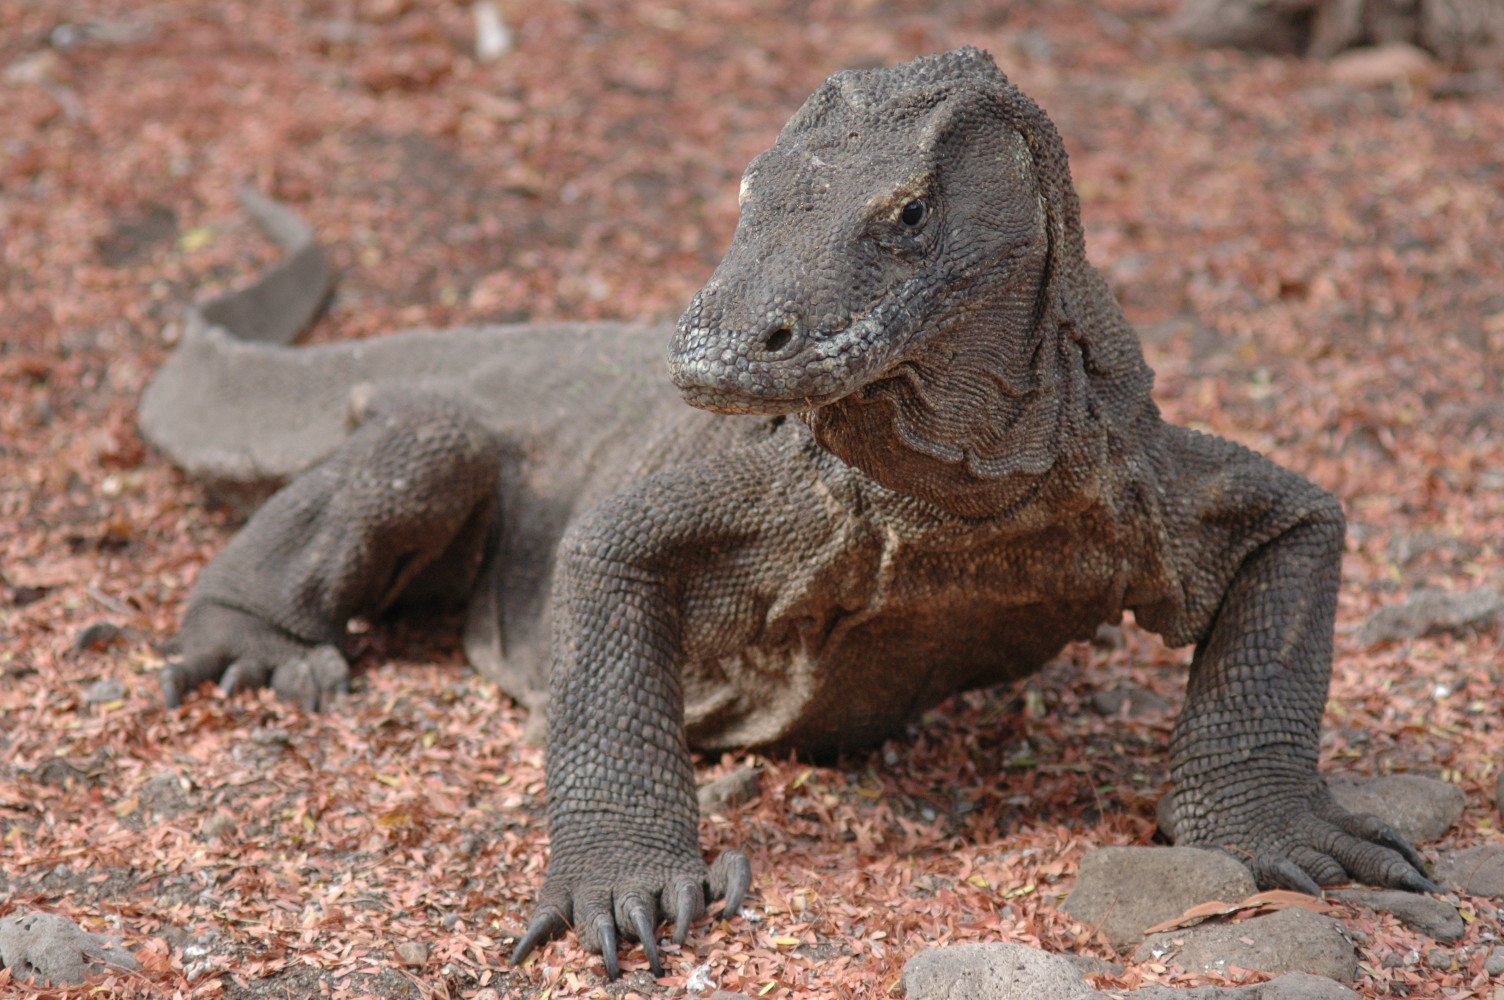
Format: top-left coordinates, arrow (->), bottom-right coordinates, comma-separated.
160,603 -> 349,711
1181,783 -> 1440,897
511,847 -> 750,980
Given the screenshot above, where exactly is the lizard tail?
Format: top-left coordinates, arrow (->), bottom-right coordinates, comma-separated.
191,189 -> 333,346
138,192 -> 344,507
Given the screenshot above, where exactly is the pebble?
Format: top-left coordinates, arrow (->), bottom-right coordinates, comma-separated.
84,678 -> 127,705
396,940 -> 428,966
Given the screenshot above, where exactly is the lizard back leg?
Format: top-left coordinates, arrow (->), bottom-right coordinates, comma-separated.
161,392 -> 500,710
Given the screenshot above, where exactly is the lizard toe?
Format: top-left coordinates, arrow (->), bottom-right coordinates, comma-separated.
1251,853 -> 1324,896
592,913 -> 619,981
160,651 -> 230,707
271,645 -> 350,711
709,849 -> 752,916
619,894 -> 662,977
669,878 -> 704,945
221,656 -> 272,696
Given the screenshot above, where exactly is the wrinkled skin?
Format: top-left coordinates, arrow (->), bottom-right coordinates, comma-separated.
158,49 -> 1435,981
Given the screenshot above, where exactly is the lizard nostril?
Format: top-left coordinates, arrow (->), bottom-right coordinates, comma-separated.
764,326 -> 793,353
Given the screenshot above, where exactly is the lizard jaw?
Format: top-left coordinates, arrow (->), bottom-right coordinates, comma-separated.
669,287 -> 923,416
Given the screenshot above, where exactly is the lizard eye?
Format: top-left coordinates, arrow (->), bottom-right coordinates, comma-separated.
898,198 -> 928,229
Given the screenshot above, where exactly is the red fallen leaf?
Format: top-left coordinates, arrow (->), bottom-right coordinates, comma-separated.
1142,889 -> 1338,936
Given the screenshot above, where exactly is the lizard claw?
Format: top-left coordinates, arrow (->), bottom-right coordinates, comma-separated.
671,880 -> 701,945
594,915 -> 619,981
510,906 -> 567,966
517,846 -> 751,979
626,901 -> 663,977
710,849 -> 752,917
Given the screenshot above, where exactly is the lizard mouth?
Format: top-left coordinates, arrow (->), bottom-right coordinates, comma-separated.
670,312 -> 893,416
670,283 -> 924,416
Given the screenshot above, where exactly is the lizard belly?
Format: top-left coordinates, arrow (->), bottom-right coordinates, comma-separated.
682,538 -> 1123,755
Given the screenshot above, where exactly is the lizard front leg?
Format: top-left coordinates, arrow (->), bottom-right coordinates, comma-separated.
511,460 -> 771,979
1165,493 -> 1438,895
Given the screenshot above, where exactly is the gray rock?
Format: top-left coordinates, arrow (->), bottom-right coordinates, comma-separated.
1326,774 -> 1463,845
707,994 -> 756,1000
31,756 -> 101,787
73,622 -> 125,654
1091,622 -> 1125,650
1330,889 -> 1464,942
1131,972 -> 1359,999
1357,587 -> 1504,647
1495,767 -> 1503,815
84,678 -> 127,705
1063,953 -> 1123,977
138,768 -> 191,819
0,911 -> 141,986
1432,844 -> 1504,898
395,940 -> 428,966
902,942 -> 1098,1000
1135,906 -> 1358,982
1089,686 -> 1171,717
1483,946 -> 1504,976
1061,846 -> 1257,947
697,766 -> 762,815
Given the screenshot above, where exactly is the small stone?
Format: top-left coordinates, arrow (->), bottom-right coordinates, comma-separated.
1089,685 -> 1170,717
1327,43 -> 1439,89
31,757 -> 94,787
396,940 -> 429,966
138,769 -> 191,818
1062,846 -> 1257,947
1135,906 -> 1358,982
1090,622 -> 1124,650
201,814 -> 236,840
1330,889 -> 1464,943
1483,947 -> 1504,976
73,622 -> 125,654
472,1 -> 512,61
4,49 -> 65,87
84,678 -> 127,705
697,765 -> 762,815
1062,953 -> 1123,977
1425,948 -> 1452,970
1326,774 -> 1464,845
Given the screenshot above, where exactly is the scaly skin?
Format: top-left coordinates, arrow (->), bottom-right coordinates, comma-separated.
158,48 -> 1435,981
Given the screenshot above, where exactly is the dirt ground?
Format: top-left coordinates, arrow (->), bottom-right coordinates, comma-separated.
2,1 -> 1502,998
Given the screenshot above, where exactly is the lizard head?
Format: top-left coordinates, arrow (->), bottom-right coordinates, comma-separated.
670,46 -> 1083,420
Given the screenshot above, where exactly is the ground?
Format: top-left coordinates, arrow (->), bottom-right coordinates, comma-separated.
1,1 -> 1501,998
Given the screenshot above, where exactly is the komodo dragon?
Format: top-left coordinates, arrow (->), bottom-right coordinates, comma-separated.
142,47 -> 1437,979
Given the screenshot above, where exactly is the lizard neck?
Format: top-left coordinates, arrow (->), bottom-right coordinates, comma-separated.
802,314 -> 1107,520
